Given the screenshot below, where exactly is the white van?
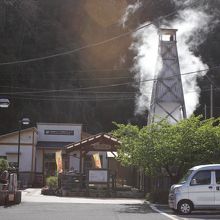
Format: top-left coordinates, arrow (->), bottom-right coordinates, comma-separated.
168,164 -> 220,214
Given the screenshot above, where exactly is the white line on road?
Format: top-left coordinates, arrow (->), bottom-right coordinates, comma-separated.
148,202 -> 180,220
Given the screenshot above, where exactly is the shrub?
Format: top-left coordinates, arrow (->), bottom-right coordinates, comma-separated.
0,159 -> 9,173
46,176 -> 58,189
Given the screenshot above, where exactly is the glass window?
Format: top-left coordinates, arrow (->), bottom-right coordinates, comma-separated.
178,170 -> 193,184
190,170 -> 211,185
216,171 -> 220,184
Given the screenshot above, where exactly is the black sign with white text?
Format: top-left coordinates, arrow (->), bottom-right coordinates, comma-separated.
44,130 -> 74,135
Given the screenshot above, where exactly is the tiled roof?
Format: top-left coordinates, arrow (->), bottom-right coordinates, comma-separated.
66,133 -> 121,152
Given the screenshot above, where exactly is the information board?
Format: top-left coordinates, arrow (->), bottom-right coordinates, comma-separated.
88,169 -> 108,183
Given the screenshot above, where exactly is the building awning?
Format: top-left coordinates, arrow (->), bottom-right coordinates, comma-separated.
37,141 -> 73,149
66,133 -> 121,153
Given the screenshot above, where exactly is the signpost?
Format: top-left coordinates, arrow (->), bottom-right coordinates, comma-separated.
87,169 -> 109,197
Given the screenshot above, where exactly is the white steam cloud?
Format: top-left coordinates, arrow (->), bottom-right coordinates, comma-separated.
119,0 -> 142,28
125,1 -> 219,116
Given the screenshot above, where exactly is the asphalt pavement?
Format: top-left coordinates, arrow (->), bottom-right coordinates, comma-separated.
1,189 -> 220,220
153,204 -> 220,220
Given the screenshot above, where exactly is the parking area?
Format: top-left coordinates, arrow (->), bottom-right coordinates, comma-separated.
153,204 -> 220,220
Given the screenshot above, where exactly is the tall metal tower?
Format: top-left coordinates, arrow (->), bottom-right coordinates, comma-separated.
148,28 -> 186,124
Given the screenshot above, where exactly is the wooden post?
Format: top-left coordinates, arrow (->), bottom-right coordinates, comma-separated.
42,149 -> 45,186
79,150 -> 82,173
80,150 -> 82,189
107,155 -> 110,197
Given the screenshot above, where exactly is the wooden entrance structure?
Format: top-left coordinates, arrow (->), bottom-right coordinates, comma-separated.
65,133 -> 121,196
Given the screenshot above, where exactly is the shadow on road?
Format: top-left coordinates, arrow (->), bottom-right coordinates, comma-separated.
118,203 -> 154,214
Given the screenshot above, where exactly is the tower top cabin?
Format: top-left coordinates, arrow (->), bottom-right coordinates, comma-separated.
159,28 -> 177,42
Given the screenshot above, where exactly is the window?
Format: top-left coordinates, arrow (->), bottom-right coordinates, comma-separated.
190,170 -> 211,185
216,171 -> 220,184
178,170 -> 193,184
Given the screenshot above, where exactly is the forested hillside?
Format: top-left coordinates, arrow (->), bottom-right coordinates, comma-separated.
0,0 -> 219,134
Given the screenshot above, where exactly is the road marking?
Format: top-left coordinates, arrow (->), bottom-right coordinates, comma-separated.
148,203 -> 180,220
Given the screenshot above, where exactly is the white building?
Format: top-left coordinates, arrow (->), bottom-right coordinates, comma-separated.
0,127 -> 37,186
35,123 -> 83,186
0,123 -> 83,186
0,122 -> 112,187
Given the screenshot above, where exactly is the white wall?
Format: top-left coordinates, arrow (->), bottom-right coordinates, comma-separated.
19,146 -> 33,171
0,129 -> 36,172
37,123 -> 82,143
0,145 -> 32,171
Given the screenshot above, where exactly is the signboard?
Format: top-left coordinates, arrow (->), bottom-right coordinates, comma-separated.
88,169 -> 108,183
44,130 -> 74,135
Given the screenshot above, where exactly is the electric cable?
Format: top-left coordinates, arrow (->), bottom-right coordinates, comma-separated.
0,0 -> 198,66
0,64 -> 219,95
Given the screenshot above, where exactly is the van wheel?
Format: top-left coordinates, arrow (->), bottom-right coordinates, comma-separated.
177,200 -> 192,215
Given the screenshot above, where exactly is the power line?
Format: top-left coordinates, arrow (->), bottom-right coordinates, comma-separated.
0,67 -> 131,76
0,1 -> 198,66
0,75 -> 133,83
5,86 -> 220,103
8,96 -> 135,102
0,64 -> 219,95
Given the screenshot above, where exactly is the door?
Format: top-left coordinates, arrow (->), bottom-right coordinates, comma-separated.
188,170 -> 214,206
214,170 -> 220,205
44,153 -> 56,177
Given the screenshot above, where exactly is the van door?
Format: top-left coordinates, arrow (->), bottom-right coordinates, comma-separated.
188,170 -> 214,206
214,170 -> 220,205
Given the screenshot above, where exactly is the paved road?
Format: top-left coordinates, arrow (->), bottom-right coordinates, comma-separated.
154,204 -> 220,220
0,189 -> 168,220
1,189 -> 220,220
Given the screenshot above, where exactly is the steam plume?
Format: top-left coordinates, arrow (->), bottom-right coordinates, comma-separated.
119,0 -> 142,28
126,1 -> 219,116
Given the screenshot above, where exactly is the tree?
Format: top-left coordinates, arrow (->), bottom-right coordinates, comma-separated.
113,115 -> 220,184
